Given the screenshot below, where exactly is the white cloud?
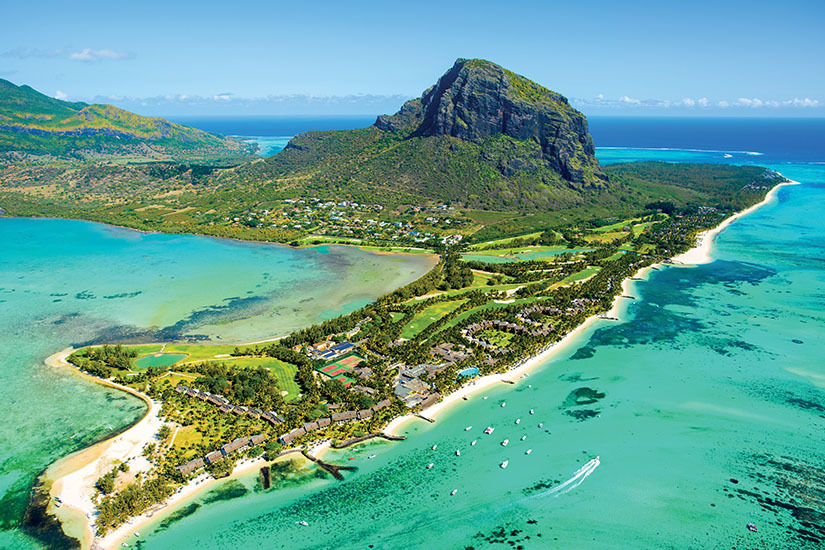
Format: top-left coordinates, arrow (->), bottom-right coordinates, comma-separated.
785,97 -> 819,107
69,48 -> 133,62
717,100 -> 730,108
681,97 -> 696,107
697,97 -> 709,107
212,94 -> 232,102
54,90 -> 68,100
620,95 -> 641,105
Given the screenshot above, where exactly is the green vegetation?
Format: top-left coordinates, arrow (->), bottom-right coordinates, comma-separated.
401,300 -> 467,339
0,78 -> 255,161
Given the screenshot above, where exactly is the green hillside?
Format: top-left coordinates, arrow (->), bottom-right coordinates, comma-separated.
211,59 -> 608,212
0,79 -> 255,161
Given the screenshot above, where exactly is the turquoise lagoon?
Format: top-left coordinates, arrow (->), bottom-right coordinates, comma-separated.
133,155 -> 825,549
0,219 -> 435,549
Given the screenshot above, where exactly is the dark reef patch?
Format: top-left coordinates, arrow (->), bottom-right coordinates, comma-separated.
153,502 -> 201,533
562,387 -> 605,408
200,480 -> 249,505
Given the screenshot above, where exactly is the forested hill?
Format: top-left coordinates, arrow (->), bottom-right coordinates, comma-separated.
212,58 -> 609,212
0,79 -> 255,161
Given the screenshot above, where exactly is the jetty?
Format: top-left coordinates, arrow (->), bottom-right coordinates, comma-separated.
331,432 -> 406,449
415,414 -> 435,423
301,450 -> 357,481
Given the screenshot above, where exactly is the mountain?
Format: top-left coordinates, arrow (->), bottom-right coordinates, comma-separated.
0,79 -> 255,161
224,58 -> 608,211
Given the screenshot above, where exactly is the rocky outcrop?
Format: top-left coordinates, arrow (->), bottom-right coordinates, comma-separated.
375,58 -> 606,187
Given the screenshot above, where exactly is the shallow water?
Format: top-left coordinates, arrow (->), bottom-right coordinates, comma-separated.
0,219 -> 434,548
135,155 -> 825,549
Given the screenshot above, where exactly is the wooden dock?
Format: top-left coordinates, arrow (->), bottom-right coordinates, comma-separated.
331,432 -> 406,450
301,450 -> 357,481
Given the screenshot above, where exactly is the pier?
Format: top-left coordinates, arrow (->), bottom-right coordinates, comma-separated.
331,432 -> 406,449
301,451 -> 357,481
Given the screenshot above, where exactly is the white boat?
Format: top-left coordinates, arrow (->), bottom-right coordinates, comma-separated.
297,521 -> 309,526
471,440 -> 477,446
525,449 -> 532,455
368,454 -> 376,459
455,450 -> 461,456
501,402 -> 506,407
529,409 -> 534,415
528,384 -> 532,388
501,439 -> 509,447
134,532 -> 140,537
520,436 -> 526,441
450,489 -> 458,496
432,444 -> 438,450
500,460 -> 509,469
515,418 -> 520,425
426,463 -> 434,469
483,396 -> 488,400
538,423 -> 543,428
121,544 -> 129,548
465,426 -> 472,431
484,426 -> 495,434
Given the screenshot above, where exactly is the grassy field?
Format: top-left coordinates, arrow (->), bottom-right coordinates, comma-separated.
129,343 -> 241,369
477,329 -> 514,348
218,357 -> 301,401
401,299 -> 467,339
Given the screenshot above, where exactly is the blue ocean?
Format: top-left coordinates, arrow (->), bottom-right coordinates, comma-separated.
1,117 -> 823,549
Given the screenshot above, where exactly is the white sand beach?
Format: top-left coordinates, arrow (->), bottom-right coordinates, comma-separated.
671,179 -> 800,265
45,176 -> 800,549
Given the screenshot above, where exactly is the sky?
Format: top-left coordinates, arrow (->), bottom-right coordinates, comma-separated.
2,0 -> 824,117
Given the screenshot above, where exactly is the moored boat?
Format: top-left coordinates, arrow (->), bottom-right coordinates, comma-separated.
501,439 -> 509,446
450,489 -> 457,496
465,426 -> 472,431
500,460 -> 509,469
484,426 -> 495,434
471,439 -> 477,446
525,449 -> 532,455
426,463 -> 434,469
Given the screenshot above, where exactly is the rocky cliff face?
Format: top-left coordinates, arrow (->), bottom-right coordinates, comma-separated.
375,58 -> 606,186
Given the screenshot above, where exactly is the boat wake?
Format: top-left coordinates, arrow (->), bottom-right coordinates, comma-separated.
522,456 -> 600,502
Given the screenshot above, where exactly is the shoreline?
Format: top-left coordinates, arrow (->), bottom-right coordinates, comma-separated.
0,214 -> 439,259
386,177 -> 800,434
41,177 -> 799,549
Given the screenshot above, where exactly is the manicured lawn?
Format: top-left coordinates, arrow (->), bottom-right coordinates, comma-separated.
389,312 -> 406,322
220,357 -> 301,401
400,299 -> 467,338
134,353 -> 188,369
477,329 -> 514,348
559,266 -> 602,285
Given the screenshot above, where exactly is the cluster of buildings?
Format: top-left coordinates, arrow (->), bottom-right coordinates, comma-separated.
393,363 -> 444,407
431,342 -> 473,364
306,340 -> 357,361
176,432 -> 268,475
220,198 -> 468,244
461,319 -> 553,353
278,399 -> 393,446
516,304 -> 562,325
174,385 -> 284,426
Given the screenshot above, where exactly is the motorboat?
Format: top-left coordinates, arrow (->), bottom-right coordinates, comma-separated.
525,449 -> 532,455
471,440 -> 477,446
450,489 -> 458,496
484,427 -> 495,435
465,426 -> 472,431
515,419 -> 520,425
520,436 -> 526,441
432,444 -> 438,450
426,463 -> 434,469
529,409 -> 534,415
501,439 -> 509,447
455,450 -> 461,456
500,461 -> 509,469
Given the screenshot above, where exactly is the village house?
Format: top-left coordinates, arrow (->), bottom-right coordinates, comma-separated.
331,410 -> 357,423
205,450 -> 224,465
176,457 -> 205,475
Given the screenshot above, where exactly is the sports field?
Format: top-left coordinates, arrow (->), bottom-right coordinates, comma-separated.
316,355 -> 363,387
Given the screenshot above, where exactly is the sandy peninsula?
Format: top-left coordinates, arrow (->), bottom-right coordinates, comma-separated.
44,177 -> 799,549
